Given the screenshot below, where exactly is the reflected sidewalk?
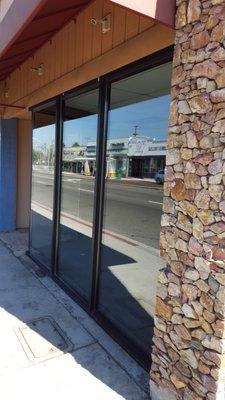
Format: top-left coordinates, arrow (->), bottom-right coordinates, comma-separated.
32,200 -> 164,319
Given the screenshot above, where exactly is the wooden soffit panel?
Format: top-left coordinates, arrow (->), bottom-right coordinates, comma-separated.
0,0 -> 90,81
0,0 -> 175,82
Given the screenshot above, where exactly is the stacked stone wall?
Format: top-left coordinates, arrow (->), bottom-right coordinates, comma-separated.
150,1 -> 225,399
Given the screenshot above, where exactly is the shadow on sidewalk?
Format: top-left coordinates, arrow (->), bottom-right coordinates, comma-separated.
31,212 -> 154,356
0,230 -> 150,399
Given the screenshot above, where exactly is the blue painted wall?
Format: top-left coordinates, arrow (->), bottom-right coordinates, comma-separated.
0,118 -> 17,232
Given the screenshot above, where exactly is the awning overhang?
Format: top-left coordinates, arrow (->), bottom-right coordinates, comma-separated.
0,0 -> 90,81
0,0 -> 175,83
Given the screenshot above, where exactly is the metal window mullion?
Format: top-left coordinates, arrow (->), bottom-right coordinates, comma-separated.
51,96 -> 63,275
89,79 -> 110,312
28,112 -> 35,253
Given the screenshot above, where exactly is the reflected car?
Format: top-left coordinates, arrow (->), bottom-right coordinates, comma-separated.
155,170 -> 164,184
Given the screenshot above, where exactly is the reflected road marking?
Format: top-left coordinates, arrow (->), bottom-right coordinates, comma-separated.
36,180 -> 52,185
64,178 -> 81,182
79,188 -> 94,193
148,200 -> 163,205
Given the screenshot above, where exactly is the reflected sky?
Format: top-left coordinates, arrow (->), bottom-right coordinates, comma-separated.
34,94 -> 170,148
33,125 -> 56,149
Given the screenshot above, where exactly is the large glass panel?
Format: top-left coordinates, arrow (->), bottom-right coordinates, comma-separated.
30,103 -> 56,268
57,89 -> 98,300
98,63 -> 172,354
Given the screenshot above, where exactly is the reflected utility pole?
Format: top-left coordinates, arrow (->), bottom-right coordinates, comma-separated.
133,125 -> 139,136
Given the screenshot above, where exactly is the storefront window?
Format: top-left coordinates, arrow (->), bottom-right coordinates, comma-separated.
98,62 -> 172,354
30,102 -> 56,268
29,50 -> 172,368
57,89 -> 99,300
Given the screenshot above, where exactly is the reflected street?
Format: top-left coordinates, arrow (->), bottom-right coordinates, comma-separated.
32,168 -> 165,352
32,170 -> 163,249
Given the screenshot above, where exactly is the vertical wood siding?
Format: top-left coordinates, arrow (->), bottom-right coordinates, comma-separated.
0,0 -> 174,116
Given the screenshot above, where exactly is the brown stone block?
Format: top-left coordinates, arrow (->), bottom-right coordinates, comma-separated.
215,68 -> 225,89
177,212 -> 193,234
212,319 -> 225,338
211,46 -> 225,62
185,189 -> 196,202
212,247 -> 225,262
169,100 -> 179,126
185,173 -> 202,189
192,328 -> 206,341
194,152 -> 213,166
206,14 -> 219,30
178,250 -> 194,267
209,221 -> 225,234
171,179 -> 187,201
211,88 -> 225,103
173,44 -> 182,68
176,230 -> 190,245
155,297 -> 173,321
202,111 -> 217,125
198,209 -> 215,225
198,360 -> 210,374
174,325 -> 192,341
188,237 -> 203,256
196,279 -> 210,293
191,31 -> 211,51
170,261 -> 185,277
172,66 -> 186,86
170,372 -> 187,389
191,60 -> 220,80
189,378 -> 208,397
188,94 -> 213,114
200,292 -> 214,312
183,318 -> 201,329
211,20 -> 225,43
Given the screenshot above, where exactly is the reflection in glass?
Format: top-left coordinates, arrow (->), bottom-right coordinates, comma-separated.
98,63 -> 172,354
30,103 -> 56,268
57,89 -> 98,300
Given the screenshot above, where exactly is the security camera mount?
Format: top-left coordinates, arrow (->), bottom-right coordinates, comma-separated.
90,13 -> 111,34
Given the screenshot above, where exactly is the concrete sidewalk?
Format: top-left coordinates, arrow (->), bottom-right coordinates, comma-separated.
0,230 -> 149,400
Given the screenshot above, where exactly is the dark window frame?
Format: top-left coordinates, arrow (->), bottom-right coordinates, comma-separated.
29,99 -> 58,271
57,82 -> 100,306
28,45 -> 174,371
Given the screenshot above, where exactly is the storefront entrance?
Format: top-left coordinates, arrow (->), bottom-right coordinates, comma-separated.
130,158 -> 144,178
29,48 -> 172,369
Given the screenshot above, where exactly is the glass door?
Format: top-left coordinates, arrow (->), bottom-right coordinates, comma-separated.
30,102 -> 56,269
97,63 -> 172,357
29,48 -> 173,369
57,88 -> 99,301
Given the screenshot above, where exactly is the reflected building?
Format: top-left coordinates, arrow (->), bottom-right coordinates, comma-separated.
62,145 -> 89,174
62,136 -> 166,179
87,137 -> 129,178
128,135 -> 166,179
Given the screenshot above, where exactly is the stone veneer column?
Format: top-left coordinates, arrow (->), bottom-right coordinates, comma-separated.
150,1 -> 225,400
